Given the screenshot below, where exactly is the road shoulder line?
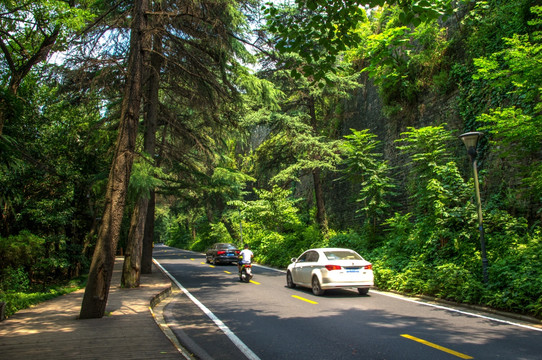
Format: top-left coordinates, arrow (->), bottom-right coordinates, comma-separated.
154,258 -> 262,360
375,290 -> 542,332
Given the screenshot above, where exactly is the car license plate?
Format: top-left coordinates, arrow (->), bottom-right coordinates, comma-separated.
346,269 -> 359,273
227,253 -> 235,257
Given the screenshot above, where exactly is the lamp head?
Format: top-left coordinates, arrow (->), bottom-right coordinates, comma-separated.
459,132 -> 483,159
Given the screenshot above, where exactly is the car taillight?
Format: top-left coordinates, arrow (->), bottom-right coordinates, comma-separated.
325,265 -> 342,271
217,250 -> 226,255
235,250 -> 240,255
364,264 -> 372,270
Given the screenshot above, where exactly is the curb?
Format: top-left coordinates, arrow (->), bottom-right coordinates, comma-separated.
150,259 -> 198,360
150,284 -> 172,309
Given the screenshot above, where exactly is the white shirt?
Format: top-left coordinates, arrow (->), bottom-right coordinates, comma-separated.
239,249 -> 253,264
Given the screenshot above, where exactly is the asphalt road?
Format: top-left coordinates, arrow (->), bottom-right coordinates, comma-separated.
153,245 -> 542,360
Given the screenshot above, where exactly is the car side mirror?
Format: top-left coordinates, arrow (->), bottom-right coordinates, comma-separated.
291,257 -> 297,263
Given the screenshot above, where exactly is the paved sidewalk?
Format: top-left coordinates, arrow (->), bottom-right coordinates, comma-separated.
0,257 -> 186,360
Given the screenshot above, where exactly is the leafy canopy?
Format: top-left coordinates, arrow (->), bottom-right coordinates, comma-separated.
263,0 -> 455,81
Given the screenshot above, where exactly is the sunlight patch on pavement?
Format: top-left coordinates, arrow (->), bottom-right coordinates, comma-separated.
401,334 -> 473,359
291,295 -> 318,304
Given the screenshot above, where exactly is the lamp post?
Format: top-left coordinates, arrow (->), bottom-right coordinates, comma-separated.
239,208 -> 243,244
459,131 -> 488,283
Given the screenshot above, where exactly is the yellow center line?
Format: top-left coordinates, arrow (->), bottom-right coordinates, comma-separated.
401,334 -> 473,359
200,262 -> 206,265
209,265 -> 215,268
291,295 -> 318,304
190,258 -> 195,261
249,280 -> 261,285
224,270 -> 232,274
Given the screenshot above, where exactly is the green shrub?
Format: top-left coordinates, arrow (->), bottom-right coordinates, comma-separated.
327,231 -> 369,253
0,267 -> 30,293
372,263 -> 398,289
0,231 -> 45,271
431,263 -> 484,303
0,277 -> 85,318
484,231 -> 542,315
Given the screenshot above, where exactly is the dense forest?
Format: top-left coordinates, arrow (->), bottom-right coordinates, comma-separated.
1,0 -> 541,319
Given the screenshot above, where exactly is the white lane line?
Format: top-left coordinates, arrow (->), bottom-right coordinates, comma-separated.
153,259 -> 261,360
373,290 -> 542,332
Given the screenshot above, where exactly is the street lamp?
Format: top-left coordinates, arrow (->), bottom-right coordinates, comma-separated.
459,131 -> 488,283
238,208 -> 243,244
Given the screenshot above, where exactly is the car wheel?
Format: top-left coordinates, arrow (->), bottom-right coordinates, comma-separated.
206,256 -> 210,264
286,271 -> 296,288
311,276 -> 325,296
357,288 -> 369,296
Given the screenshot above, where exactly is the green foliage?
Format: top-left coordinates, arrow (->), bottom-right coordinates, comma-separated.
363,25 -> 417,106
244,227 -> 288,267
341,129 -> 396,243
0,231 -> 45,271
325,230 -> 369,253
2,0 -> 541,321
250,75 -> 349,187
341,129 -> 382,183
484,226 -> 542,316
164,229 -> 192,250
357,160 -> 396,225
231,185 -> 302,233
239,222 -> 322,268
190,222 -> 234,252
127,154 -> 165,202
396,125 -> 454,166
0,276 -> 86,318
345,6 -> 450,112
0,267 -> 30,293
461,0 -> 533,57
0,232 -> 87,318
0,231 -> 87,291
396,125 -> 472,235
263,0 -> 453,82
0,0 -> 95,64
469,5 -> 542,219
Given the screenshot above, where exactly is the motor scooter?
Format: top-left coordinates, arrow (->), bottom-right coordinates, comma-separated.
239,263 -> 253,283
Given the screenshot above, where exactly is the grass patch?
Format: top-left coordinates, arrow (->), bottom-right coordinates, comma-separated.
0,276 -> 87,318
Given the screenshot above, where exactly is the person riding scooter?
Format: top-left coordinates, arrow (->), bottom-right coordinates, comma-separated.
238,244 -> 254,273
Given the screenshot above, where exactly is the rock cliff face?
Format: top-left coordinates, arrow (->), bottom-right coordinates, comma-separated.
320,73 -> 464,229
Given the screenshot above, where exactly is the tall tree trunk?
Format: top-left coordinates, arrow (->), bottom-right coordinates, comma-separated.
141,27 -> 163,274
121,16 -> 161,285
79,0 -> 148,319
121,196 -> 149,287
313,167 -> 328,234
308,97 -> 328,235
141,191 -> 155,273
222,217 -> 240,243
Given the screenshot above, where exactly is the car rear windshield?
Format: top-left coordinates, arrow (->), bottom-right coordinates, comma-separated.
217,244 -> 237,249
324,251 -> 362,261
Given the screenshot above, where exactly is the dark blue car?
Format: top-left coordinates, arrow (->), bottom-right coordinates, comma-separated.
205,243 -> 240,265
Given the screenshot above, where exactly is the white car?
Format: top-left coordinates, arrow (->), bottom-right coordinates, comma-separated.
286,248 -> 374,296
